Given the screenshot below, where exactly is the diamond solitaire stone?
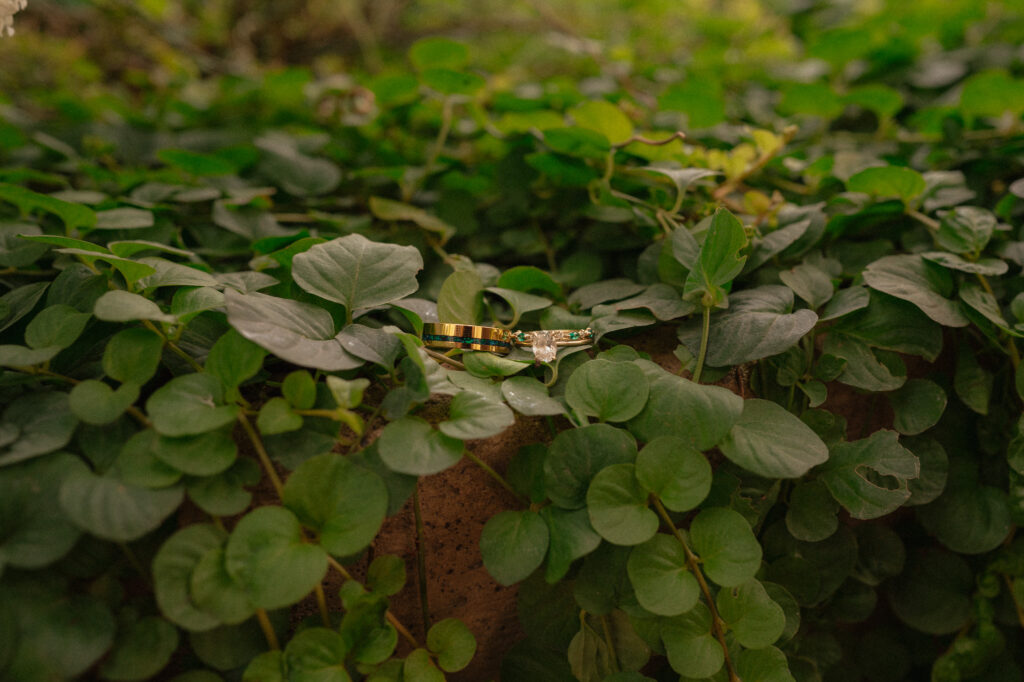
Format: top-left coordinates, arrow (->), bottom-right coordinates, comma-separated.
531,330 -> 558,362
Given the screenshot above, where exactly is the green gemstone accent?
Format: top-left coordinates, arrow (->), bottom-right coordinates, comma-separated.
569,332 -> 579,339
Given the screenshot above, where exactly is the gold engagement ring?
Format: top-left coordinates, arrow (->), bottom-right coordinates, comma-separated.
421,323 -> 593,362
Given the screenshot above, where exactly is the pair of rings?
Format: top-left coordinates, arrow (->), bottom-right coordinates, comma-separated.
421,323 -> 593,361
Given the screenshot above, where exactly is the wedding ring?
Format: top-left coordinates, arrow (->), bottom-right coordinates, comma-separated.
421,323 -> 514,355
512,328 -> 594,362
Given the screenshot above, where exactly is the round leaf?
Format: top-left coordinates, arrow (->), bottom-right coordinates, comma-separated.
439,391 -> 515,440
785,480 -> 839,542
283,628 -> 351,682
103,327 -> 164,385
627,374 -> 742,451
716,579 -> 786,649
99,617 -> 179,681
586,463 -> 659,546
225,506 -> 328,609
847,166 -> 926,202
0,391 -> 78,467
427,618 -> 476,672
282,454 -> 388,557
565,359 -> 650,422
153,524 -> 226,631
541,506 -> 602,583
718,399 -> 828,478
888,378 -> 946,435
501,376 -> 566,416
150,428 -> 237,477
544,423 -> 637,509
917,484 -> 1011,554
59,470 -> 184,541
888,549 -> 973,635
69,380 -> 139,425
292,234 -> 424,312
635,436 -> 712,512
734,646 -> 795,682
377,416 -> 464,476
627,534 -> 700,616
689,507 -> 762,587
146,373 -> 239,437
94,290 -> 176,324
662,603 -> 724,679
480,510 -> 549,586
190,546 -> 255,625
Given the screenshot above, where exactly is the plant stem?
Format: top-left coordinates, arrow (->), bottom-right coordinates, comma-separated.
142,319 -> 205,373
413,484 -> 431,635
464,450 -> 529,506
693,305 -> 711,383
907,209 -> 940,231
256,608 -> 280,650
326,556 -> 420,648
314,583 -> 332,628
425,348 -> 465,370
237,413 -> 285,500
652,497 -> 740,682
1004,574 -> 1024,629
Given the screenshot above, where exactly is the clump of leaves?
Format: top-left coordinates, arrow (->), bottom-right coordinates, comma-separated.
3,4 -> 1024,681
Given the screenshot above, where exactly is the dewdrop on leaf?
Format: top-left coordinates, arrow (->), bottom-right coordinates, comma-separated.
0,0 -> 27,37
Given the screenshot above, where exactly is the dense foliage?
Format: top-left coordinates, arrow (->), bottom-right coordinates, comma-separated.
4,1 -> 1024,680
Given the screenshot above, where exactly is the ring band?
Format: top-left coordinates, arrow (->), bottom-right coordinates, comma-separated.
422,323 -> 514,355
512,328 -> 594,347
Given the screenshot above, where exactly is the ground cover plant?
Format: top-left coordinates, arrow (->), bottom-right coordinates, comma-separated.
3,0 -> 1024,680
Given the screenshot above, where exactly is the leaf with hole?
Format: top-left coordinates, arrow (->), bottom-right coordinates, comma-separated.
819,430 -> 919,519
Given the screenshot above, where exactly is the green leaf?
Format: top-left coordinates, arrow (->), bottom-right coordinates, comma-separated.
501,376 -> 565,416
683,208 -> 748,307
486,286 -> 552,326
439,391 -> 515,440
847,166 -> 926,203
634,436 -> 712,512
819,430 -> 919,519
888,378 -> 946,435
326,376 -> 370,410
935,206 -> 997,254
785,480 -> 839,542
960,280 -> 1012,329
257,397 -> 303,435
567,620 -> 614,682
283,371 -> 317,410
862,255 -> 968,327
95,207 -> 155,230
283,628 -> 351,682
369,196 -> 456,241
778,82 -> 843,118
437,268 -> 484,324
627,534 -> 699,616
3,591 -> 115,680
367,555 -> 406,596
0,344 -> 60,367
0,452 -> 86,569
677,286 -> 819,367
843,84 -> 904,119
917,485 -> 1011,554
0,182 -> 96,231
586,463 -> 659,546
189,619 -> 269,672
822,334 -> 906,391
403,648 -> 445,682
626,373 -> 742,451
149,428 -> 237,477
292,234 -> 424,312
94,291 -> 176,324
569,99 -> 633,145
716,580 -> 786,649
147,373 -> 240,437
497,265 -> 562,298
480,510 -> 549,585
778,263 -> 833,309
225,291 -> 363,371
954,346 -> 991,415
959,69 -> 1024,118
158,148 -> 236,176
734,646 -> 795,682
689,507 -> 762,587
830,291 -> 942,361
541,506 -> 602,583
255,136 -> 341,197
921,251 -> 1007,276
24,304 -> 89,350
187,459 -> 261,517
243,652 -> 285,682
903,437 -> 948,506
463,350 -> 530,377
565,359 -> 650,422
152,524 -> 225,631
0,392 -> 77,467
409,36 -> 469,70
225,506 -> 328,609
543,127 -> 611,160
662,603 -> 724,679
718,399 -> 829,478
206,329 -> 265,398
69,380 -> 139,425
544,423 -> 637,509
0,281 -> 49,333
59,470 -> 183,541
99,617 -> 179,681
888,549 -> 973,635
282,454 -> 387,557
427,618 -> 476,672
189,546 -> 255,625
421,68 -> 485,95
103,328 -> 164,385
378,416 -> 464,476
115,430 -> 182,488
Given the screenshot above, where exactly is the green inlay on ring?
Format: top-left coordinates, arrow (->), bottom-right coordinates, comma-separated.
422,334 -> 511,348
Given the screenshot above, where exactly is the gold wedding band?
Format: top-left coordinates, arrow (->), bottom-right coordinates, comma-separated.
421,323 -> 514,355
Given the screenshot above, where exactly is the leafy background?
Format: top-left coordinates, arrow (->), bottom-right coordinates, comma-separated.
3,0 -> 1024,681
